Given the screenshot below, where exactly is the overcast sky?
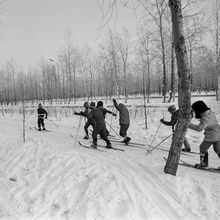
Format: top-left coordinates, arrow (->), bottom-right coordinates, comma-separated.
0,0 -> 138,68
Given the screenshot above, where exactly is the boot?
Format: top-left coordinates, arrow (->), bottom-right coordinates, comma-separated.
42,127 -> 46,131
90,144 -> 97,149
91,141 -> 97,149
83,135 -> 89,140
195,152 -> 208,168
106,144 -> 113,149
124,137 -> 131,145
38,127 -> 41,131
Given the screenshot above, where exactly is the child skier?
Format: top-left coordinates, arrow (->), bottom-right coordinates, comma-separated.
189,100 -> 220,168
37,103 -> 48,131
74,101 -> 95,139
161,105 -> 191,152
89,101 -> 116,149
113,99 -> 131,144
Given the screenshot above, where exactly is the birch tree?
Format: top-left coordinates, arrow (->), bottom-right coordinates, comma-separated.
115,29 -> 130,102
141,0 -> 169,103
213,0 -> 220,100
164,0 -> 192,175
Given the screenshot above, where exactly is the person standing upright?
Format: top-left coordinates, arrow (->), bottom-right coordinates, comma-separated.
74,101 -> 95,139
89,101 -> 116,149
37,103 -> 48,131
113,99 -> 131,145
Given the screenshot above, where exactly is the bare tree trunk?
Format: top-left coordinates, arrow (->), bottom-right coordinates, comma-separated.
73,67 -> 76,104
164,0 -> 192,176
170,37 -> 175,102
160,26 -> 167,103
42,65 -> 46,104
21,81 -> 26,143
89,65 -> 93,100
215,0 -> 220,100
68,59 -> 72,104
147,49 -> 151,103
142,59 -> 148,129
123,64 -> 128,102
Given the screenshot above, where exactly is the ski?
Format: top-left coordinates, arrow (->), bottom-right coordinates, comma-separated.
163,157 -> 220,173
179,159 -> 220,173
31,126 -> 53,132
180,150 -> 199,155
78,141 -> 105,152
109,139 -> 146,147
146,147 -> 195,157
78,141 -> 124,152
97,144 -> 124,151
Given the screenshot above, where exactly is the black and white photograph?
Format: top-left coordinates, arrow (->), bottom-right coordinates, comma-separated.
0,0 -> 220,219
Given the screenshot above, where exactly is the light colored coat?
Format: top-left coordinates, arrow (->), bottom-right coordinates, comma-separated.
189,109 -> 220,142
113,102 -> 130,125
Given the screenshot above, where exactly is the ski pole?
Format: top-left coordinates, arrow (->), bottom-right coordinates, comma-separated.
73,116 -> 83,148
105,120 -> 120,138
146,109 -> 167,152
146,133 -> 172,155
109,105 -> 114,134
147,121 -> 162,152
46,118 -> 60,127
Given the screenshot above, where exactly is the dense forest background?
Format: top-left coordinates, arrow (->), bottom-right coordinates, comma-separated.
0,0 -> 220,104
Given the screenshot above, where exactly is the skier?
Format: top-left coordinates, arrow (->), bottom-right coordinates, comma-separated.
160,105 -> 191,152
113,99 -> 131,144
74,101 -> 95,139
37,103 -> 48,131
89,101 -> 116,149
189,100 -> 220,168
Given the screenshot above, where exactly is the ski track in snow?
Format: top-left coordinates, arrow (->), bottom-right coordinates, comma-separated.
0,103 -> 220,220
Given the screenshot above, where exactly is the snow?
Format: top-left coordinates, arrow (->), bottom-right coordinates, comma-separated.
0,96 -> 220,220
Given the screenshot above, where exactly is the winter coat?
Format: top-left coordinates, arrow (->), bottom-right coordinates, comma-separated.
161,110 -> 179,131
76,108 -> 95,124
113,102 -> 130,125
76,108 -> 91,117
89,106 -> 113,126
189,109 -> 220,142
37,108 -> 47,119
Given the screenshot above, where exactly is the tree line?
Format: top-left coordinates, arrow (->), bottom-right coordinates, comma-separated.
0,0 -> 219,105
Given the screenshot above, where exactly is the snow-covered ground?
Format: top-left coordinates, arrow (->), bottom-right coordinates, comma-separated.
0,96 -> 220,220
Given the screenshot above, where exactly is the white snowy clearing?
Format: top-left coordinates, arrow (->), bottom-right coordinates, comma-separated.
0,96 -> 220,220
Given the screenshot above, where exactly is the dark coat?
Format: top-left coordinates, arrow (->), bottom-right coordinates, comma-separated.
89,106 -> 113,125
37,108 -> 48,119
161,110 -> 179,131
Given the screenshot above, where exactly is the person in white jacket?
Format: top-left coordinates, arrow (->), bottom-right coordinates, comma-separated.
113,99 -> 131,145
189,100 -> 220,168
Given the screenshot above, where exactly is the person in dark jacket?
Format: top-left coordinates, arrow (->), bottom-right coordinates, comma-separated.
37,103 -> 48,131
161,105 -> 191,152
74,101 -> 96,139
189,100 -> 220,168
113,99 -> 131,144
88,101 -> 116,149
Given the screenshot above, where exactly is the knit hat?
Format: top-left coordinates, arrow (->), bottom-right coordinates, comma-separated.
191,100 -> 209,119
90,102 -> 96,109
83,101 -> 89,108
168,105 -> 176,113
97,101 -> 103,107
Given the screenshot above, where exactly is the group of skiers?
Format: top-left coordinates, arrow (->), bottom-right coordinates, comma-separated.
37,99 -> 220,169
74,99 -> 131,149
